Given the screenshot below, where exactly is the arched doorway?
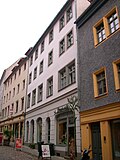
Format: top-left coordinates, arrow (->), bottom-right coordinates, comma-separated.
37,118 -> 42,142
46,117 -> 50,143
30,119 -> 34,143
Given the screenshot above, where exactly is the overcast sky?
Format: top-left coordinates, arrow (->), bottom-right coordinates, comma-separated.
0,0 -> 67,78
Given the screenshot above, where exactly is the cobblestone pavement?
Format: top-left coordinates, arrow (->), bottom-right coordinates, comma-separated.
0,146 -> 38,160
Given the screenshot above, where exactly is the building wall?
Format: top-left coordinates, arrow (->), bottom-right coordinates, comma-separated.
76,0 -> 120,159
25,0 -> 89,157
77,0 -> 120,111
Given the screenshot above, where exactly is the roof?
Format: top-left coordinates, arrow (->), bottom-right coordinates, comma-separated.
27,0 -> 74,58
75,0 -> 109,28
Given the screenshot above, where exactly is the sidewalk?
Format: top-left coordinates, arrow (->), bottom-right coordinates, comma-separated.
10,142 -> 65,160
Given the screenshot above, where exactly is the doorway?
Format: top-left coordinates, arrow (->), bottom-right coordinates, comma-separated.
91,122 -> 102,160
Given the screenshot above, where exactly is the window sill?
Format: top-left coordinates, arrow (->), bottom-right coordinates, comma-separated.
95,92 -> 108,100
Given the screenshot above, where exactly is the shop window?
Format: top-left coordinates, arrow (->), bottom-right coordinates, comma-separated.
93,67 -> 108,98
56,108 -> 75,145
113,59 -> 120,91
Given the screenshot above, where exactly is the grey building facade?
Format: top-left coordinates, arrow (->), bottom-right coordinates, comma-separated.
76,0 -> 120,160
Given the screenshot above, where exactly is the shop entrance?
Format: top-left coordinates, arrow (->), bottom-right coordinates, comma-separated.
91,122 -> 102,160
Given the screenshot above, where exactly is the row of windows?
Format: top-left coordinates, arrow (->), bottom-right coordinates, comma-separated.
2,97 -> 24,118
29,29 -> 74,84
3,79 -> 25,104
93,7 -> 120,46
93,59 -> 120,98
27,60 -> 76,108
4,62 -> 26,90
29,5 -> 73,66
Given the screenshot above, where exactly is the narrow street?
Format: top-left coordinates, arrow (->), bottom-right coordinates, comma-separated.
0,146 -> 38,160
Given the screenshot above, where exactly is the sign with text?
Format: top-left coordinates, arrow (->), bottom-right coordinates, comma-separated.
15,138 -> 22,149
42,144 -> 50,158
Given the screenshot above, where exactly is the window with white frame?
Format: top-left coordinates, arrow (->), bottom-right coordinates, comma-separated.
68,62 -> 76,85
60,15 -> 65,31
29,72 -> 32,84
33,67 -> 37,80
35,48 -> 38,60
59,38 -> 65,55
59,60 -> 76,90
30,55 -> 33,66
37,83 -> 43,102
13,87 -> 15,97
67,30 -> 73,49
41,40 -> 44,53
27,93 -> 31,108
47,76 -> 53,97
66,6 -> 72,23
49,29 -> 53,43
21,97 -> 24,111
17,84 -> 20,94
23,79 -> 25,90
32,89 -> 36,105
16,100 -> 19,113
48,50 -> 53,66
39,60 -> 43,74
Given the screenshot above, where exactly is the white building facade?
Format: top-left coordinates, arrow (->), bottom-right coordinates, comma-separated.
25,0 -> 89,157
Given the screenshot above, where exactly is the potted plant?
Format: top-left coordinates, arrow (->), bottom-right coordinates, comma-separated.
3,128 -> 13,146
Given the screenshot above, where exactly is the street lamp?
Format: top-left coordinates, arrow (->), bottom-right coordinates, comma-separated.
66,96 -> 79,160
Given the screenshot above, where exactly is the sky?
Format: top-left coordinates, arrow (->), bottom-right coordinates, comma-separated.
0,0 -> 67,79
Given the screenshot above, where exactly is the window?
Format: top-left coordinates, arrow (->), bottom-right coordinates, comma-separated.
23,79 -> 25,90
113,59 -> 120,91
49,29 -> 53,43
59,38 -> 65,55
24,63 -> 26,70
56,108 -> 74,145
33,67 -> 37,80
19,68 -> 21,75
47,76 -> 53,97
66,6 -> 72,23
96,22 -> 106,43
21,97 -> 24,111
93,7 -> 120,46
10,103 -> 14,115
35,48 -> 38,60
11,77 -> 12,84
32,89 -> 36,105
27,93 -> 31,109
93,68 -> 107,98
59,60 -> 76,90
16,100 -> 19,113
9,91 -> 11,100
60,15 -> 65,31
30,55 -> 33,66
37,84 -> 43,102
108,11 -> 119,34
17,84 -> 20,94
39,60 -> 43,74
67,30 -> 73,49
13,88 -> 15,97
48,50 -> 53,66
14,73 -> 16,80
41,40 -> 44,53
29,72 -> 32,84
68,62 -> 76,85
